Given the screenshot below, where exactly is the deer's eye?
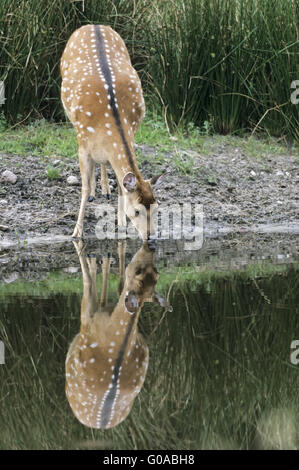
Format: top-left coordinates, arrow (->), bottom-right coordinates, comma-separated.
135,209 -> 140,216
135,268 -> 142,275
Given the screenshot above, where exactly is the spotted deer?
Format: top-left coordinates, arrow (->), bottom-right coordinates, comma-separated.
65,241 -> 171,429
60,25 -> 162,242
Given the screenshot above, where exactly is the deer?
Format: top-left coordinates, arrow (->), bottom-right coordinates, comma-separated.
60,25 -> 163,244
65,240 -> 171,429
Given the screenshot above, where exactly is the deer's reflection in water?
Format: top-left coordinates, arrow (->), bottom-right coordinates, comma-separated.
65,241 -> 170,429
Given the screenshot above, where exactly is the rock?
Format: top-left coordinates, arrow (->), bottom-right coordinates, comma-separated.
53,159 -> 61,166
0,224 -> 9,231
164,183 -> 175,190
109,178 -> 116,187
276,170 -> 284,177
0,199 -> 8,205
250,170 -> 256,177
4,272 -> 19,284
1,170 -> 17,184
63,266 -> 80,273
67,175 -> 80,186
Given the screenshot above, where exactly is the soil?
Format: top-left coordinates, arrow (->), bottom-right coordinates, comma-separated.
0,140 -> 298,248
0,139 -> 298,279
1,139 -> 298,239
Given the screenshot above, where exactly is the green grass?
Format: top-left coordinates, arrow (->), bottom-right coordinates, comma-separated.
211,133 -> 297,160
0,0 -> 149,123
0,0 -> 298,140
0,118 -> 77,159
46,165 -> 61,180
1,114 -> 298,164
0,114 -> 298,181
144,0 -> 299,139
135,110 -> 207,151
0,113 -> 209,168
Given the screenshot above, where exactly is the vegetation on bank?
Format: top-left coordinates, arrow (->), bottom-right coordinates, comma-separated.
0,258 -> 297,299
0,115 -> 298,172
0,0 -> 298,139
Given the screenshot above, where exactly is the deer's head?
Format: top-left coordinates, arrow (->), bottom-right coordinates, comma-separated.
123,241 -> 171,314
122,172 -> 163,245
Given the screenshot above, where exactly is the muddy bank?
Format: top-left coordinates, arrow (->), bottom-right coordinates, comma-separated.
1,135 -> 299,280
0,231 -> 298,283
0,138 -> 298,248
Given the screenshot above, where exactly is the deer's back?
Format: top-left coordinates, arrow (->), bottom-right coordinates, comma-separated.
65,328 -> 149,428
60,25 -> 145,143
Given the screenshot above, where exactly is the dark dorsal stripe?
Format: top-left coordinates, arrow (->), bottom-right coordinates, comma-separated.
100,311 -> 136,428
95,25 -> 136,174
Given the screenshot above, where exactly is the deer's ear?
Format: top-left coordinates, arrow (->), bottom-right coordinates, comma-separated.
150,172 -> 166,187
152,291 -> 173,311
123,172 -> 137,192
124,290 -> 139,314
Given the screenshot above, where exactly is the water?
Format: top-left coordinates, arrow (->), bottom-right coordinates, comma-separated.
0,233 -> 298,450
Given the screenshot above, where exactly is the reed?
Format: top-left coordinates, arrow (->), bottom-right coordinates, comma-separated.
144,0 -> 299,138
0,0 -> 148,122
0,0 -> 298,139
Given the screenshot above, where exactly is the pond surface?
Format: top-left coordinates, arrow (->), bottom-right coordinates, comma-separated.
0,232 -> 298,450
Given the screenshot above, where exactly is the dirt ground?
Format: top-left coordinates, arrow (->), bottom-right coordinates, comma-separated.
0,139 -> 298,280
0,139 -> 298,244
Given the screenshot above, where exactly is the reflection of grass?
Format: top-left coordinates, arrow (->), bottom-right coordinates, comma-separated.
0,262 -> 298,449
142,264 -> 299,450
0,260 -> 298,299
0,271 -> 120,298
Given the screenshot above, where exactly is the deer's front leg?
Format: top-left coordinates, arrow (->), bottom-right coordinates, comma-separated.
73,240 -> 99,323
117,181 -> 126,228
72,148 -> 94,239
100,164 -> 111,200
99,256 -> 111,310
88,162 -> 96,202
117,241 -> 126,296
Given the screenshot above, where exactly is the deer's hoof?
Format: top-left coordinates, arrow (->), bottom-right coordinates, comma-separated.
72,235 -> 82,241
104,194 -> 111,200
147,236 -> 156,251
88,196 -> 95,202
72,227 -> 83,240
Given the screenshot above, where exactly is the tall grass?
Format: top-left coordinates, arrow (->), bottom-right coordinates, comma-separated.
144,0 -> 299,138
0,0 -> 298,139
0,0 -> 148,122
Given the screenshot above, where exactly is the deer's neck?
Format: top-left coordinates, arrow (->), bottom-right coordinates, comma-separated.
81,292 -> 143,353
